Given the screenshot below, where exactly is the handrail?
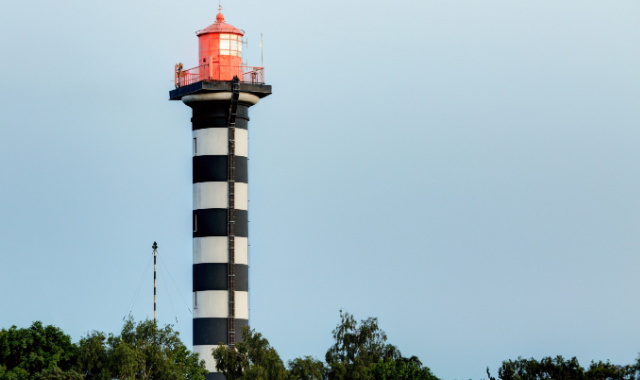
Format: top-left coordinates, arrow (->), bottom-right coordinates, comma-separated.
174,64 -> 265,88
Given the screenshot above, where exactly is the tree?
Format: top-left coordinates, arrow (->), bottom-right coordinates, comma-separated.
214,312 -> 440,380
287,356 -> 325,380
75,331 -> 109,380
370,356 -> 439,380
324,311 -> 439,380
100,318 -> 207,380
34,367 -> 83,380
0,319 -> 206,380
486,355 -> 640,380
0,321 -> 79,380
212,327 -> 287,380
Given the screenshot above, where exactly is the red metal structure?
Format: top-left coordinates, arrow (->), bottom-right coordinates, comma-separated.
175,8 -> 264,87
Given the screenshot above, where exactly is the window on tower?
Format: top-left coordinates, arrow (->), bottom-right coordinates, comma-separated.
219,34 -> 242,57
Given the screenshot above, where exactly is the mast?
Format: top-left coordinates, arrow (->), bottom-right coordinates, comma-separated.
153,241 -> 158,324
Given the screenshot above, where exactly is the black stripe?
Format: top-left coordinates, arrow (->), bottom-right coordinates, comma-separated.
193,209 -> 248,237
235,210 -> 248,237
191,104 -> 249,130
193,156 -> 248,183
193,263 -> 248,291
193,318 -> 248,345
205,373 -> 226,380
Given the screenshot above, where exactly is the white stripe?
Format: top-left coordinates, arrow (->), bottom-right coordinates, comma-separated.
193,182 -> 248,211
235,290 -> 249,319
193,128 -> 227,156
234,237 -> 248,264
193,290 -> 227,318
194,237 -> 248,265
193,345 -> 220,373
235,128 -> 248,157
194,182 -> 227,210
192,128 -> 248,158
235,182 -> 248,210
193,291 -> 248,319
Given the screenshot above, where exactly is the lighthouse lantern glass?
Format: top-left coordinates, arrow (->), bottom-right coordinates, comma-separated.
219,34 -> 242,57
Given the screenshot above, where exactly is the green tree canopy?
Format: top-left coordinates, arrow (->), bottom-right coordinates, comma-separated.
213,311 -> 439,380
0,321 -> 80,380
212,327 -> 287,380
287,356 -> 325,380
324,311 -> 439,380
76,318 -> 207,380
487,355 -> 640,380
0,319 -> 206,380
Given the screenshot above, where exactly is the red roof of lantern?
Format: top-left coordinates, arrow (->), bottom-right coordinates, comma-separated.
196,11 -> 244,36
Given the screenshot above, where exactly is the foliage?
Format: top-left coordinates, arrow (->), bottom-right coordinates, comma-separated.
212,327 -> 287,380
106,318 -> 207,379
0,319 -> 206,380
370,356 -> 439,380
287,356 -> 325,380
78,318 -> 207,380
10,312 -> 640,380
324,311 -> 439,380
0,322 -> 77,380
213,311 -> 439,380
487,355 -> 640,380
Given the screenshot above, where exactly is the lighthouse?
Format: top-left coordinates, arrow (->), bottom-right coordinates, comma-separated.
169,8 -> 271,379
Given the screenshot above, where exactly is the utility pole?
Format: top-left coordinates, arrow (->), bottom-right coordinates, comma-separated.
152,241 -> 158,324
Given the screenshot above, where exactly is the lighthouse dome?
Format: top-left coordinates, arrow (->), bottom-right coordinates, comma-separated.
196,12 -> 245,36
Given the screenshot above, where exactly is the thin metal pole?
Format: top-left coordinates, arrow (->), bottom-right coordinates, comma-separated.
260,33 -> 264,67
152,241 -> 158,324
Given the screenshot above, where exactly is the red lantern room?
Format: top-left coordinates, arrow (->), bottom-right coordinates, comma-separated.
174,7 -> 265,87
197,8 -> 243,81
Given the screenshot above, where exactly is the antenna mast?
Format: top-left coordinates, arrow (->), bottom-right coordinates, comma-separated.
152,241 -> 158,324
242,37 -> 248,66
260,33 -> 264,67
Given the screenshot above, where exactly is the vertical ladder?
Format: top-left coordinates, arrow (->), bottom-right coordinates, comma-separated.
227,77 -> 240,347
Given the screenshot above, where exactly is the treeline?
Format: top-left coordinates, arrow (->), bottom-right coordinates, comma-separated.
0,312 -> 437,380
1,312 -> 639,380
0,318 -> 206,380
487,355 -> 640,380
212,311 -> 439,380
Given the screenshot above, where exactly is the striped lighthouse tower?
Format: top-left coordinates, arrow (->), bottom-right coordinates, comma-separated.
170,8 -> 271,380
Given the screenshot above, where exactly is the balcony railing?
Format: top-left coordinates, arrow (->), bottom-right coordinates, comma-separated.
175,64 -> 265,88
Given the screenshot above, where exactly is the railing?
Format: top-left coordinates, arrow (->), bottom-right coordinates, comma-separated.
175,64 -> 265,88
240,66 -> 265,85
175,64 -> 206,87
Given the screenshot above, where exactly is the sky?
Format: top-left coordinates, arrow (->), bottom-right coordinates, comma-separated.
0,1 -> 639,379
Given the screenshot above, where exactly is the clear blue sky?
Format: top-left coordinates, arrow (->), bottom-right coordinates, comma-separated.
1,1 -> 639,379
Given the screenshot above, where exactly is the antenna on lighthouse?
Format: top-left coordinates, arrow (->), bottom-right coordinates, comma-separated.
260,33 -> 264,67
242,37 -> 248,66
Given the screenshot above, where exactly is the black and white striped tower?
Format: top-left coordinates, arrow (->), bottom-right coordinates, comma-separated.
170,10 -> 271,380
